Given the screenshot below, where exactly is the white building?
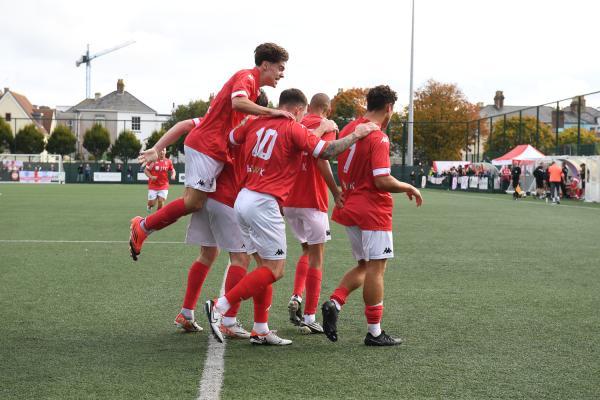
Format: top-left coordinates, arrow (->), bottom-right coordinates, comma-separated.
56,79 -> 168,155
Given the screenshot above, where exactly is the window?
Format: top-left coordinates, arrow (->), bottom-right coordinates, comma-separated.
94,115 -> 105,127
5,113 -> 11,122
132,116 -> 141,131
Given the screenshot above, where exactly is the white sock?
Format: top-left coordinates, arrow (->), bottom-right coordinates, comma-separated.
253,322 -> 269,334
221,316 -> 237,327
368,323 -> 382,337
303,314 -> 316,324
332,299 -> 342,311
181,308 -> 194,320
216,296 -> 231,314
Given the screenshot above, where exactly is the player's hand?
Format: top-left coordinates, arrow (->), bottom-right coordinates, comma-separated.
406,187 -> 423,207
354,122 -> 379,139
139,148 -> 158,166
333,190 -> 345,209
319,118 -> 338,134
269,109 -> 295,120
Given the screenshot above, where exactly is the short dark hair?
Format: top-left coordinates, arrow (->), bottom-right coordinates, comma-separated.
366,85 -> 398,111
255,43 -> 289,66
278,89 -> 307,108
309,93 -> 331,113
256,89 -> 269,107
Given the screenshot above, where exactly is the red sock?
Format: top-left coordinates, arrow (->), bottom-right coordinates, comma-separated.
365,304 -> 384,324
223,265 -> 247,318
252,284 -> 273,323
144,197 -> 187,231
182,261 -> 211,310
292,255 -> 309,297
304,268 -> 322,315
331,286 -> 350,307
224,266 -> 276,305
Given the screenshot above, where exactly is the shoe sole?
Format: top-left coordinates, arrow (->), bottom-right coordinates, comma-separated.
129,239 -> 139,261
204,301 -> 224,343
174,322 -> 203,333
298,325 -> 324,335
250,337 -> 292,346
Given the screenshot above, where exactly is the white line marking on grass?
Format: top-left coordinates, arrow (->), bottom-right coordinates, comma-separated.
431,191 -> 600,210
0,240 -> 184,244
196,263 -> 230,400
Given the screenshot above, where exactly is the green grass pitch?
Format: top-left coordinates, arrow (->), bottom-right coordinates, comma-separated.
1,183 -> 599,399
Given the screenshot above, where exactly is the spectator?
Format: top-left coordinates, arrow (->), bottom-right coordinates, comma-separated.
410,169 -> 416,185
77,164 -> 84,182
580,163 -> 586,198
500,165 -> 511,191
117,163 -> 123,173
560,162 -> 569,199
548,161 -> 563,204
127,165 -> 133,183
511,163 -> 522,199
533,164 -> 545,199
84,163 -> 91,182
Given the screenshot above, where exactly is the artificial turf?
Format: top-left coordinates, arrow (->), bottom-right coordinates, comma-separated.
0,184 -> 598,399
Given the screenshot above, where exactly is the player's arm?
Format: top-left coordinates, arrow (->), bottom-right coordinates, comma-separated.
139,118 -> 199,164
169,163 -> 176,180
374,176 -> 423,207
231,96 -> 294,119
317,122 -> 379,160
144,165 -> 156,180
316,159 -> 343,208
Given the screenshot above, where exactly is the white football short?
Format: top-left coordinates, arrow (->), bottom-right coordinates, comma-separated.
185,198 -> 246,253
148,189 -> 168,201
345,226 -> 394,261
184,145 -> 224,192
283,207 -> 331,245
234,188 -> 286,260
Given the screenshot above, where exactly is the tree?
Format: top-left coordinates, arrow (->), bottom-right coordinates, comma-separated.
484,116 -> 554,158
83,124 -> 111,160
386,112 -> 406,155
412,80 -> 484,163
46,125 -> 76,156
558,127 -> 599,145
110,130 -> 142,162
330,88 -> 368,130
0,117 -> 13,153
163,99 -> 211,154
14,124 -> 45,154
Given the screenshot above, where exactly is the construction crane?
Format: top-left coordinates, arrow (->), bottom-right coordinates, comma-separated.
76,41 -> 135,99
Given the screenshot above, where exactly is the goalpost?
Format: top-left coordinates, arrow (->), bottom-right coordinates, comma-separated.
0,154 -> 65,184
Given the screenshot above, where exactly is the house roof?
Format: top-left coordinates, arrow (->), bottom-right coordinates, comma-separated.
32,106 -> 54,134
1,90 -> 49,134
68,90 -> 157,114
479,104 -> 599,126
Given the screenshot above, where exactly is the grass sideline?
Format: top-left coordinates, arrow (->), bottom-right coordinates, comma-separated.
0,184 -> 599,399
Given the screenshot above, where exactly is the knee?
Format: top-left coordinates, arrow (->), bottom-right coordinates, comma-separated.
197,247 -> 219,265
229,252 -> 250,269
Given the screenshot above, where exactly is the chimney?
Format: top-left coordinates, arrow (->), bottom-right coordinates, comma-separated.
3,87 -> 8,94
94,92 -> 101,100
570,96 -> 586,113
494,90 -> 504,110
117,79 -> 125,94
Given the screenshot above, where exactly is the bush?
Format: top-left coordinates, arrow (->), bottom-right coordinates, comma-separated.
46,125 -> 76,156
15,124 -> 45,154
110,130 -> 142,162
83,124 -> 110,160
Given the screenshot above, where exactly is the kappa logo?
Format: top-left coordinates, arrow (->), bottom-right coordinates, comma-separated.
275,249 -> 285,256
326,230 -> 331,236
197,179 -> 205,187
242,243 -> 246,248
383,247 -> 392,254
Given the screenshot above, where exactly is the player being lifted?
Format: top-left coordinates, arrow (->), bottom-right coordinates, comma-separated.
144,148 -> 176,213
283,93 -> 341,334
174,91 -> 270,338
204,88 -> 379,345
130,43 -> 293,261
321,85 -> 423,346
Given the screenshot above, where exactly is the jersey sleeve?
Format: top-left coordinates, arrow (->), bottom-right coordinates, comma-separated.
370,133 -> 391,177
290,123 -> 327,158
230,123 -> 249,145
231,72 -> 257,99
192,117 -> 201,127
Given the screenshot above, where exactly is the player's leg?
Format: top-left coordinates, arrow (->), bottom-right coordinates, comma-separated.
129,147 -> 223,260
206,189 -> 290,344
219,251 -> 252,339
147,190 -> 158,214
283,207 -> 309,326
175,245 -> 218,332
157,190 -> 168,210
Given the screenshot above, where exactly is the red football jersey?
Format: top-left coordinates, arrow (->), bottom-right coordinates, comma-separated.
147,158 -> 174,190
331,117 -> 393,231
184,68 -> 261,163
231,116 -> 328,205
284,114 -> 336,212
